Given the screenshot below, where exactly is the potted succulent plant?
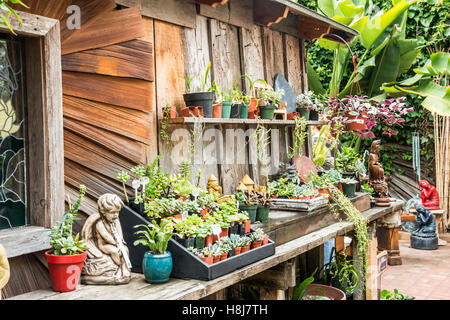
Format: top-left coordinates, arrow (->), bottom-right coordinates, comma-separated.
221,90 -> 234,118
227,234 -> 242,256
45,185 -> 88,293
183,61 -> 214,118
295,91 -> 314,120
255,192 -> 271,223
133,219 -> 174,283
235,75 -> 268,119
239,236 -> 252,253
336,145 -> 359,180
235,191 -> 258,223
250,228 -> 266,249
258,88 -> 285,120
340,177 -> 358,198
198,246 -> 214,265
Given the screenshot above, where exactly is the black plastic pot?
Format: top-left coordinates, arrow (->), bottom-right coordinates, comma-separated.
230,103 -> 241,118
239,204 -> 257,223
256,206 -> 270,223
195,236 -> 205,250
229,223 -> 239,235
176,235 -> 195,248
309,110 -> 319,121
183,92 -> 214,118
342,183 -> 357,198
237,223 -> 245,236
228,248 -> 236,258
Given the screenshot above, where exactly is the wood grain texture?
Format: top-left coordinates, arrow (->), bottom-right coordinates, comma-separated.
0,227 -> 51,259
116,0 -> 197,28
62,39 -> 153,81
62,71 -> 153,112
11,0 -> 72,20
62,6 -> 144,55
63,95 -> 152,144
284,34 -> 302,94
241,25 -> 265,93
199,0 -> 254,30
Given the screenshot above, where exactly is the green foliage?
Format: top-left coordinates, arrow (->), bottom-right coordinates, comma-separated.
290,269 -> 322,300
288,116 -> 308,159
380,288 -> 415,300
320,248 -> 359,294
133,219 -> 174,254
49,185 -> 87,256
336,145 -> 359,173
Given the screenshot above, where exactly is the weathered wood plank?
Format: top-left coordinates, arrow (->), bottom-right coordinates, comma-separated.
0,227 -> 51,259
61,7 -> 144,55
199,0 -> 254,30
62,71 -> 153,112
62,39 -> 153,81
63,95 -> 152,144
240,25 -> 265,93
64,117 -> 147,165
284,34 -> 303,94
116,0 -> 197,29
11,0 -> 72,20
209,19 -> 242,91
253,0 -> 289,27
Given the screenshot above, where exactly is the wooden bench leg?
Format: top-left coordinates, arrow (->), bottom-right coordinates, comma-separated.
376,225 -> 402,266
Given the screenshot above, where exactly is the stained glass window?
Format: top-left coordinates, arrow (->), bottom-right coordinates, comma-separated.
0,38 -> 27,230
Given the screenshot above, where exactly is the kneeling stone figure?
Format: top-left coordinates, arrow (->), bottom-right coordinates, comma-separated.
81,194 -> 132,284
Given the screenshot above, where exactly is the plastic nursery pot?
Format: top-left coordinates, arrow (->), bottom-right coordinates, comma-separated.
195,236 -> 206,250
205,234 -> 214,246
45,251 -> 87,292
220,252 -> 228,261
183,92 -> 214,118
229,223 -> 239,235
241,244 -> 251,253
296,107 -> 310,120
234,247 -> 242,255
287,112 -> 300,120
239,204 -> 257,223
212,103 -> 222,118
220,227 -> 229,238
248,98 -> 258,113
230,103 -> 241,118
142,251 -> 173,284
256,205 -> 270,223
244,220 -> 251,234
251,241 -> 262,249
262,235 -> 269,245
200,255 -> 213,265
259,105 -> 276,120
163,106 -> 177,119
213,256 -> 221,264
176,236 -> 195,248
239,103 -> 250,119
248,109 -> 258,119
221,101 -> 232,118
342,183 -> 357,198
309,110 -> 319,121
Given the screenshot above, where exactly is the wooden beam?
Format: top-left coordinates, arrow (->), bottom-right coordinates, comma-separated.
253,0 -> 289,27
196,0 -> 229,7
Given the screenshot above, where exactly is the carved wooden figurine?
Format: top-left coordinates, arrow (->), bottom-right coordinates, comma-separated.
0,244 -> 9,299
419,180 -> 440,210
81,194 -> 131,285
368,140 -> 390,206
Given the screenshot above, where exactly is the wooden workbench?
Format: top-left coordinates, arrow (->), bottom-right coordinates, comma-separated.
9,200 -> 403,300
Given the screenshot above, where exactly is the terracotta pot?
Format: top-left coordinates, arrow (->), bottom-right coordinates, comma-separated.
318,188 -> 331,198
163,106 -> 177,118
287,112 -> 300,120
205,234 -> 213,246
248,97 -> 259,113
200,208 -> 209,217
262,235 -> 269,245
244,220 -> 251,234
174,194 -> 189,201
200,255 -> 213,265
241,244 -> 250,253
182,106 -> 204,118
234,247 -> 242,255
248,110 -> 258,119
251,241 -> 262,249
212,103 -> 222,118
220,227 -> 229,238
180,107 -> 190,117
305,284 -> 346,300
213,256 -> 221,263
220,253 -> 228,261
344,112 -> 367,131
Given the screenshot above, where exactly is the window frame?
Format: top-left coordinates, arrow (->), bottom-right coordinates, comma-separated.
0,11 -> 64,258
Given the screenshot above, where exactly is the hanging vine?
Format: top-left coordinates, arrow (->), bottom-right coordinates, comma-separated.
288,116 -> 308,159
253,123 -> 271,186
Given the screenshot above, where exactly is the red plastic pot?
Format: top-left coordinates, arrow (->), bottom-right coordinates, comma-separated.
205,234 -> 213,246
287,112 -> 300,120
220,227 -> 229,238
241,244 -> 250,253
200,256 -> 213,265
251,241 -> 262,249
45,250 -> 87,292
244,220 -> 251,234
213,256 -> 221,263
344,112 -> 367,131
248,98 -> 259,113
163,106 -> 177,118
235,247 -> 242,255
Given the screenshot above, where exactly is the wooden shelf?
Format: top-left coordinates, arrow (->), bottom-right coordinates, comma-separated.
165,117 -> 329,126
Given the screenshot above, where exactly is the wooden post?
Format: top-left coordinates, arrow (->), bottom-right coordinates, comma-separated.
376,210 -> 402,266
365,222 -> 378,300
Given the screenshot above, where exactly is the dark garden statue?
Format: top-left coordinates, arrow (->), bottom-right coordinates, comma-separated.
410,204 -> 438,250
368,140 -> 390,207
419,180 -> 440,210
81,194 -> 132,284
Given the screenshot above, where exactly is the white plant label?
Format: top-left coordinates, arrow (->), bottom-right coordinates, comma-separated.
182,211 -> 188,220
132,179 -> 140,198
211,224 -> 222,236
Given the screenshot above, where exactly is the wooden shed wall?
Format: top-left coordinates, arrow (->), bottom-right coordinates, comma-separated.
3,0 -> 309,298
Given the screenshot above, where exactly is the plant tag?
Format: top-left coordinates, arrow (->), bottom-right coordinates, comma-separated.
211,224 -> 222,235
182,211 -> 188,220
132,179 -> 140,197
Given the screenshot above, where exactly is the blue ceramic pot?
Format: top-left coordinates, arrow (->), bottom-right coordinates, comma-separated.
142,251 -> 173,283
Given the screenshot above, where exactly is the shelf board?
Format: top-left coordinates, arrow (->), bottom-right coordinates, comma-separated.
165,117 -> 329,126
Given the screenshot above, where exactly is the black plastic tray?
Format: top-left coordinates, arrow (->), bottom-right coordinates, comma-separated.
119,204 -> 275,279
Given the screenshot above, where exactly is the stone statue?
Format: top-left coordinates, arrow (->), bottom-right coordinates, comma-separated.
410,204 -> 438,250
368,140 -> 390,206
239,175 -> 255,193
207,175 -> 222,197
419,180 -> 440,210
81,194 -> 131,285
0,244 -> 9,299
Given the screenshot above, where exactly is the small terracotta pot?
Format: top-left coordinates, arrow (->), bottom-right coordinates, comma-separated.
241,244 -> 250,253
220,253 -> 228,261
164,106 -> 177,118
200,256 -> 213,265
262,235 -> 269,245
213,256 -> 221,263
205,234 -> 213,247
287,112 -> 300,120
251,241 -> 262,249
248,97 -> 259,113
235,247 -> 242,255
248,110 -> 258,119
220,227 -> 229,238
318,188 -> 331,198
212,103 -> 222,118
181,106 -> 204,117
244,220 -> 251,234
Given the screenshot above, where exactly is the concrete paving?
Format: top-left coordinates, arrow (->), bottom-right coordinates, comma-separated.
380,236 -> 450,300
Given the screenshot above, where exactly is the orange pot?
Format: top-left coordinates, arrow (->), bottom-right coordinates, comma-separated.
249,97 -> 259,113
344,112 -> 367,131
212,103 -> 222,118
213,256 -> 221,263
248,110 -> 258,119
251,241 -> 262,249
235,247 -> 242,255
318,188 -> 331,198
287,112 -> 300,120
205,234 -> 213,246
164,106 -> 177,119
220,227 -> 229,238
220,253 -> 228,261
262,235 -> 269,245
200,256 -> 213,265
244,220 -> 251,234
241,244 -> 250,253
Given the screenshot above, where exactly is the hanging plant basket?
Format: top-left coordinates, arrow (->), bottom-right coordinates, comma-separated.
344,112 -> 367,131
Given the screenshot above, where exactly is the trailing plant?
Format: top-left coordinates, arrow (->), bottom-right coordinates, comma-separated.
160,104 -> 173,156
380,288 -> 415,300
133,219 -> 174,255
328,184 -> 369,291
49,185 -> 87,256
289,115 -> 308,159
253,123 -> 271,185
